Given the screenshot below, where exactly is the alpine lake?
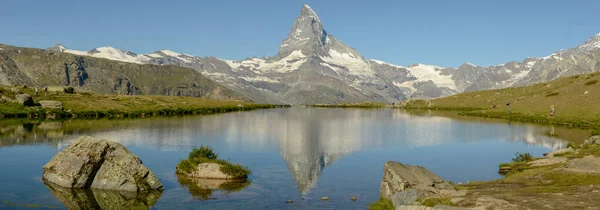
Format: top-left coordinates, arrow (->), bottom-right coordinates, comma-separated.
0,107 -> 591,209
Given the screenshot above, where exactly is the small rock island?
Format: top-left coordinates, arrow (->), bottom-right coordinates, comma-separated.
176,145 -> 251,180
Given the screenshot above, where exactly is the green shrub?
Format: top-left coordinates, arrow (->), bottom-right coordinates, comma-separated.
585,80 -> 598,86
567,143 -> 577,149
189,145 -> 218,160
592,129 -> 600,136
512,152 -> 534,162
368,197 -> 394,210
545,92 -> 559,97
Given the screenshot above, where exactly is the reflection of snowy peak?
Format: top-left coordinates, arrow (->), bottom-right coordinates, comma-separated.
51,5 -> 600,104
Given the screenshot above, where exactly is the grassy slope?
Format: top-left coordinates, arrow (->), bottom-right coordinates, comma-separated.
407,71 -> 600,128
0,86 -> 286,119
0,43 -> 247,101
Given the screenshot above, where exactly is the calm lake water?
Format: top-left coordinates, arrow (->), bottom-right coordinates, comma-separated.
0,108 -> 590,209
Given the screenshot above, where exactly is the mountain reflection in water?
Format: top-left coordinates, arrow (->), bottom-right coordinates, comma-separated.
0,108 -> 586,195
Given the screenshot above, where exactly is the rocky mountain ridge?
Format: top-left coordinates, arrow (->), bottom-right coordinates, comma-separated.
11,5 -> 600,104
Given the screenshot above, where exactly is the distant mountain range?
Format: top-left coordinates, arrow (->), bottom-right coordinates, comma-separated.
3,4 -> 600,104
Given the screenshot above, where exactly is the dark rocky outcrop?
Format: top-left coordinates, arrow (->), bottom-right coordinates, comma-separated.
42,136 -> 163,192
15,93 -> 34,106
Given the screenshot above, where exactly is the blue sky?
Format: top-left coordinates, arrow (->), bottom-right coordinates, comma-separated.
1,0 -> 598,67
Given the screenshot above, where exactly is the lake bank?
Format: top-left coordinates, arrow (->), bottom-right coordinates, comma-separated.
371,135 -> 600,209
0,85 -> 289,119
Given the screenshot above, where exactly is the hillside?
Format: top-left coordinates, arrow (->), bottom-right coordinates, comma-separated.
0,44 -> 247,101
410,70 -> 600,127
0,85 -> 283,119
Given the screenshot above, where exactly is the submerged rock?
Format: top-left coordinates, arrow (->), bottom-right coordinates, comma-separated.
177,174 -> 250,200
42,136 -> 163,192
379,161 -> 455,206
45,181 -> 162,210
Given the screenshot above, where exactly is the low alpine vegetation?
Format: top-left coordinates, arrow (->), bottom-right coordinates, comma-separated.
512,152 -> 534,162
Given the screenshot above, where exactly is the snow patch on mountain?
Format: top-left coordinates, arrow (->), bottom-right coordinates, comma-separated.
224,50 -> 307,73
320,50 -> 374,77
158,49 -> 181,57
370,59 -> 457,90
405,64 -> 457,90
90,46 -> 151,64
240,76 -> 280,83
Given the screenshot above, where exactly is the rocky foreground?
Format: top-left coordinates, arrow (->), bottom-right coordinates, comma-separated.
42,136 -> 163,192
378,135 -> 600,210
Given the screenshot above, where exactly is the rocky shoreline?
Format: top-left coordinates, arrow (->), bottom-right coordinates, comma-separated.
376,135 -> 600,210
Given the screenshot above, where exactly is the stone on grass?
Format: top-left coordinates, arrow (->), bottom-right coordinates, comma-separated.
15,94 -> 34,106
39,100 -> 63,109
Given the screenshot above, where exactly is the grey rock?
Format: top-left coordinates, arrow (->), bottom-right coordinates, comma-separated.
42,136 -> 163,192
1,95 -> 14,103
583,136 -> 600,145
15,94 -> 34,106
396,205 -> 430,210
545,147 -> 574,157
432,205 -> 470,210
528,157 -> 568,167
380,161 -> 455,207
391,189 -> 419,205
39,100 -> 63,109
179,162 -> 235,179
564,155 -> 600,173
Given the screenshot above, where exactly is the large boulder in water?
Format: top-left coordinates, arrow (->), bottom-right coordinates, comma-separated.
42,136 -> 163,192
380,161 -> 455,206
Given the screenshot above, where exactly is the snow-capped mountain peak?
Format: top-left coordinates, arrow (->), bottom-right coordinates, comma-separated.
278,4 -> 327,58
44,7 -> 600,105
157,49 -> 181,57
576,32 -> 600,52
